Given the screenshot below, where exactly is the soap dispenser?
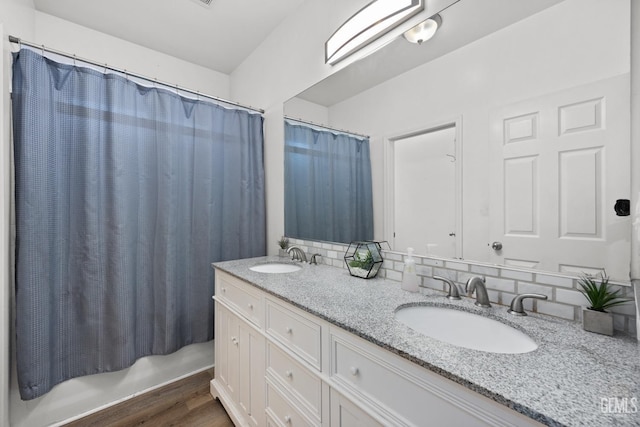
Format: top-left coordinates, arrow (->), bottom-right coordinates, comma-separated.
401,248 -> 419,292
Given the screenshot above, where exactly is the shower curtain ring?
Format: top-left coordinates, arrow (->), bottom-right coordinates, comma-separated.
104,63 -> 108,74
73,54 -> 76,66
41,44 -> 45,56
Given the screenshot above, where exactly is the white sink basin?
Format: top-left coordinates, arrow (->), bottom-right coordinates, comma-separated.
394,305 -> 537,354
249,263 -> 301,273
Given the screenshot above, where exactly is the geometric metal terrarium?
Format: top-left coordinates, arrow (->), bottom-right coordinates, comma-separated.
344,241 -> 384,279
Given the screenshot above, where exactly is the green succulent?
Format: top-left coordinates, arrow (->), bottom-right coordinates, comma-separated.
277,236 -> 290,250
577,272 -> 630,312
349,250 -> 373,270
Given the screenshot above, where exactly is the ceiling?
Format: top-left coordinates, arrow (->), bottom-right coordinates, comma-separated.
33,0 -> 306,74
33,0 -> 565,96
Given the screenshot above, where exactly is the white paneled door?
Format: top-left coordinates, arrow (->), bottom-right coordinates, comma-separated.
393,125 -> 458,257
489,74 -> 630,279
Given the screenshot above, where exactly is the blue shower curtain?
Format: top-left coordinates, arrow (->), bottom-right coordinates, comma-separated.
12,49 -> 266,400
284,121 -> 373,243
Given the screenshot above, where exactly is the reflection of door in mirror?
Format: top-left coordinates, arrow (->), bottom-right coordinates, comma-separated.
489,74 -> 630,281
392,125 -> 457,257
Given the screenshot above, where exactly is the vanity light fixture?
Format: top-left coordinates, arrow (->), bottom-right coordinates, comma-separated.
403,14 -> 442,44
325,0 -> 424,65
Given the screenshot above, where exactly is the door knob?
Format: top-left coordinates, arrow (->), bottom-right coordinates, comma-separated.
490,241 -> 502,251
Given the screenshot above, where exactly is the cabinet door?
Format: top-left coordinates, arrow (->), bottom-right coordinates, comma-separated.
216,302 -> 240,401
330,389 -> 383,427
238,319 -> 266,427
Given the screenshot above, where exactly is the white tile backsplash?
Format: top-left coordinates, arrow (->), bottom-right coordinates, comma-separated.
536,300 -> 575,320
415,265 -> 433,277
485,277 -> 516,293
501,269 -> 534,282
386,270 -> 402,282
445,260 -> 470,271
535,273 -> 574,288
470,264 -> 500,276
555,288 -> 587,306
422,258 -> 445,267
383,252 -> 403,261
296,239 -> 636,337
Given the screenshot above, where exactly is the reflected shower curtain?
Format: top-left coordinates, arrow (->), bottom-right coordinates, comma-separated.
12,49 -> 266,400
284,121 -> 373,243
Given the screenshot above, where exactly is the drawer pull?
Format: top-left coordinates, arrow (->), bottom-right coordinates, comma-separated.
221,287 -> 227,293
231,337 -> 238,346
350,367 -> 359,376
283,415 -> 292,424
285,327 -> 293,334
285,370 -> 293,379
248,303 -> 254,310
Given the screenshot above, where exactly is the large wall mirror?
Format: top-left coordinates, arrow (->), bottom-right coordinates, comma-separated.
284,0 -> 632,282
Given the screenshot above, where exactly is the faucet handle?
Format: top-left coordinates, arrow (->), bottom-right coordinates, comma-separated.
433,275 -> 461,300
309,253 -> 321,265
507,293 -> 548,316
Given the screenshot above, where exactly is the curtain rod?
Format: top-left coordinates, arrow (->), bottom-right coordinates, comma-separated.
8,35 -> 265,114
284,116 -> 369,139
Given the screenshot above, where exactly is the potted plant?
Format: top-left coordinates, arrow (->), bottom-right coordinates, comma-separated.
349,250 -> 374,273
577,272 -> 630,336
277,236 -> 290,257
344,241 -> 384,279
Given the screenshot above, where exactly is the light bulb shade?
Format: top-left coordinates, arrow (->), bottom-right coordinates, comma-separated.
326,0 -> 424,65
403,14 -> 442,44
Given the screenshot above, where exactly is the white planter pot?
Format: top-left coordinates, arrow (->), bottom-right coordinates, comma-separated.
278,248 -> 289,257
582,308 -> 614,336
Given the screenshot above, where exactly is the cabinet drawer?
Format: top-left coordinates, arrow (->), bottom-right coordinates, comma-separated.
266,298 -> 321,370
216,271 -> 263,327
331,333 -> 445,426
267,342 -> 322,420
329,329 -> 535,427
330,388 -> 384,427
266,379 -> 319,427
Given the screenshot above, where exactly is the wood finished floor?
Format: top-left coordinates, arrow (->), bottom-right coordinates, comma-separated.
64,369 -> 234,427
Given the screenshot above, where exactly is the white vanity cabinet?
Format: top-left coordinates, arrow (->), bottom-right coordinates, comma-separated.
211,269 -> 542,427
212,273 -> 266,427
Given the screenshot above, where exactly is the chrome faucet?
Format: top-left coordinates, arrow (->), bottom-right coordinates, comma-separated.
287,245 -> 307,263
309,253 -> 322,265
433,275 -> 461,300
507,293 -> 548,316
465,276 -> 491,308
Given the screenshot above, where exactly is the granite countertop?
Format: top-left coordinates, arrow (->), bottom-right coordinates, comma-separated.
213,256 -> 640,427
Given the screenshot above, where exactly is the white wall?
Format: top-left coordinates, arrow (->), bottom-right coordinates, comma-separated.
284,97 -> 329,125
1,1 -> 228,425
324,0 -> 629,262
32,12 -> 229,98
